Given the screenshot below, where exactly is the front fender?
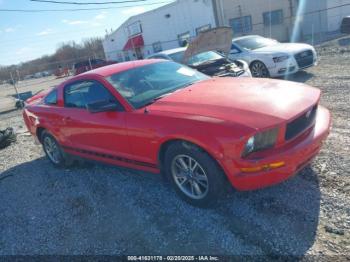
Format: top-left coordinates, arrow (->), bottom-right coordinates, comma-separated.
154,115 -> 253,163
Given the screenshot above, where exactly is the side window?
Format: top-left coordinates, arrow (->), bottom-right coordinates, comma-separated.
44,89 -> 57,105
230,44 -> 241,54
64,80 -> 123,110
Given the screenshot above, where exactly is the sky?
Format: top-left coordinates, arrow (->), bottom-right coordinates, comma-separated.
0,0 -> 171,66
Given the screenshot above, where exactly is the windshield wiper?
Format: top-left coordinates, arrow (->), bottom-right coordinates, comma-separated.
141,92 -> 175,108
141,82 -> 197,108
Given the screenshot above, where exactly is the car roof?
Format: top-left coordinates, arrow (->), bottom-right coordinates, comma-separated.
79,59 -> 162,77
232,35 -> 263,42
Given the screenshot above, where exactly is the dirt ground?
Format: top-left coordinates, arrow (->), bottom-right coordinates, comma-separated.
0,37 -> 349,257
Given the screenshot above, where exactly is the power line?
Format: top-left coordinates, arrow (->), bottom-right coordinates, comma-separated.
30,0 -> 147,5
0,1 -> 172,12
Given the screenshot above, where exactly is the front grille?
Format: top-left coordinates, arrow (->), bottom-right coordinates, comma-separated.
285,105 -> 318,140
294,50 -> 314,69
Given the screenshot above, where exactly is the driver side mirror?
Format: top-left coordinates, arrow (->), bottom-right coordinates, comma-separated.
87,100 -> 120,113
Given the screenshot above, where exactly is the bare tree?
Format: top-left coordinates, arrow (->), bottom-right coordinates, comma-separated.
0,37 -> 105,82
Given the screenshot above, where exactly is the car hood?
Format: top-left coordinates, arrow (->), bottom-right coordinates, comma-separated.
183,27 -> 233,63
148,78 -> 320,130
254,43 -> 314,55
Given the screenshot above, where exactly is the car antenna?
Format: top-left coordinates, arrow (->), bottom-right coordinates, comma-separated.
144,107 -> 149,114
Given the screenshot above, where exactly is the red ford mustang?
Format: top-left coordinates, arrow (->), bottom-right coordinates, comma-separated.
23,59 -> 331,206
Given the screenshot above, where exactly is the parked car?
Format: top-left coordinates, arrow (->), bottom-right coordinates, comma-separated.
341,16 -> 350,34
148,48 -> 251,77
23,75 -> 34,80
73,59 -> 116,75
42,71 -> 51,77
34,72 -> 43,78
148,27 -> 251,77
229,35 -> 318,78
23,60 -> 331,206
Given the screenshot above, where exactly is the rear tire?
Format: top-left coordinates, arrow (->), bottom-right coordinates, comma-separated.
164,142 -> 227,207
41,130 -> 74,168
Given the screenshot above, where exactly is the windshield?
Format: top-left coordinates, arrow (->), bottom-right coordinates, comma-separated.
187,51 -> 223,66
168,50 -> 223,66
105,61 -> 209,109
234,36 -> 278,50
168,51 -> 184,63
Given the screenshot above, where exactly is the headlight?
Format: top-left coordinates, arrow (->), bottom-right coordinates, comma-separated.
234,60 -> 252,77
242,128 -> 279,157
243,136 -> 255,156
273,55 -> 290,63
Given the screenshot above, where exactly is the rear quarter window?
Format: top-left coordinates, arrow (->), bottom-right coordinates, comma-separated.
44,90 -> 57,105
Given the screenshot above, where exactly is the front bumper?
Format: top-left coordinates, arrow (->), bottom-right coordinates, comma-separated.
222,105 -> 331,191
268,55 -> 317,77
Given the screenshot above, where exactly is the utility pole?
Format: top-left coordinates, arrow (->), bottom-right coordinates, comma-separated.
238,5 -> 243,34
16,69 -> 21,82
88,57 -> 92,70
288,0 -> 294,41
10,71 -> 20,104
318,9 -> 323,43
220,0 -> 225,26
288,0 -> 295,16
269,0 -> 272,38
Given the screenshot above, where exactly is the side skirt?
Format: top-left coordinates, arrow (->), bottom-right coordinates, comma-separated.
62,146 -> 160,173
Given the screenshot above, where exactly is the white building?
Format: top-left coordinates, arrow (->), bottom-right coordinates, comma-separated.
297,0 -> 350,41
212,0 -> 350,42
103,0 -> 216,62
212,0 -> 297,42
103,0 -> 350,61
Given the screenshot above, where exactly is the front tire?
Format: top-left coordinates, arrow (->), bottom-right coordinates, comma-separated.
41,130 -> 73,168
164,142 -> 227,207
250,61 -> 270,78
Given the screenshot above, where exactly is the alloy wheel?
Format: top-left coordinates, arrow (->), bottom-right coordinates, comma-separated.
43,136 -> 61,164
251,62 -> 269,78
171,154 -> 209,200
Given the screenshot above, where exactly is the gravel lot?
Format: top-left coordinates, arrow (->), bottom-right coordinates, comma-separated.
0,37 -> 349,257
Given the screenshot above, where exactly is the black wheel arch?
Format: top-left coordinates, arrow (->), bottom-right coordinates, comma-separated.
158,139 -> 227,181
36,127 -> 46,143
